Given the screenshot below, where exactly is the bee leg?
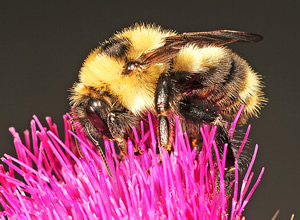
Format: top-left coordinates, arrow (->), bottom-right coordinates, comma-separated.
117,138 -> 143,156
158,115 -> 172,150
212,118 -> 236,194
178,101 -> 235,168
114,138 -> 128,156
86,126 -> 113,177
107,112 -> 142,156
179,101 -> 235,193
155,73 -> 173,150
213,116 -> 235,168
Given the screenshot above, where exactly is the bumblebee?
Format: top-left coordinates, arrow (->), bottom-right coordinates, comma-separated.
70,23 -> 265,175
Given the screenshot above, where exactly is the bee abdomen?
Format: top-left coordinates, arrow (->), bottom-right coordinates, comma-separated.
234,65 -> 265,122
172,46 -> 264,123
204,53 -> 264,122
206,53 -> 246,105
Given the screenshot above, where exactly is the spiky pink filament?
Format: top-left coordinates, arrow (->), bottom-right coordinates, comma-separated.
0,110 -> 264,219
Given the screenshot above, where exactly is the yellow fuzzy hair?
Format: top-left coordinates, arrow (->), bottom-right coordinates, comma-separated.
76,24 -> 173,115
173,45 -> 228,73
238,66 -> 265,119
115,24 -> 176,60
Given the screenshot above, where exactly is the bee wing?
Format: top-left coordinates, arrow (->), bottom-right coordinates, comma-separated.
142,30 -> 263,65
165,30 -> 263,45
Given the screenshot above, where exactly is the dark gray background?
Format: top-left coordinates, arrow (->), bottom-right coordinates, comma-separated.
0,1 -> 299,219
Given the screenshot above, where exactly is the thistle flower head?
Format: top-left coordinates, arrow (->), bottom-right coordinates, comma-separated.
0,109 -> 264,219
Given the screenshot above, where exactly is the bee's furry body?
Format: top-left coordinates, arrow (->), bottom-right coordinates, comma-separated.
70,23 -> 265,167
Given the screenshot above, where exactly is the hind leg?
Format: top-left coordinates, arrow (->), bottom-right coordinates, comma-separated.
178,100 -> 235,167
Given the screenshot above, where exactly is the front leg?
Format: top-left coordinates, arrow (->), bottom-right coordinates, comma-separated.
107,111 -> 142,155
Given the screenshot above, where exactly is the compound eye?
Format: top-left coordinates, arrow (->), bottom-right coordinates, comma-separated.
85,99 -> 112,139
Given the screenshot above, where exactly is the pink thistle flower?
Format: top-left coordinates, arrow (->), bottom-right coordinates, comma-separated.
0,107 -> 264,219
